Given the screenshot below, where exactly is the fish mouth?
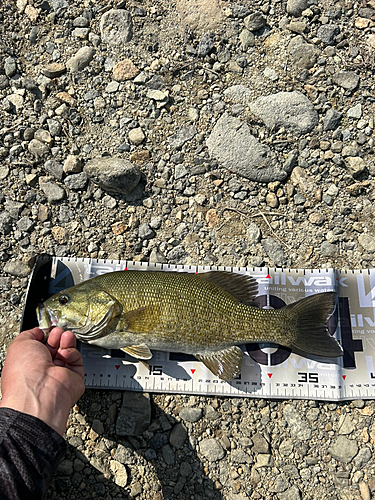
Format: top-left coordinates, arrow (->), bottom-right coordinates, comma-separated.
37,304 -> 59,331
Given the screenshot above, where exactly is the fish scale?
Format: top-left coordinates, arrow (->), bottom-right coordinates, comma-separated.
37,270 -> 343,380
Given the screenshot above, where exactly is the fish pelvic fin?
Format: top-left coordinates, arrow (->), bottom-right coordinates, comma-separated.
121,344 -> 153,360
195,346 -> 243,381
285,292 -> 343,358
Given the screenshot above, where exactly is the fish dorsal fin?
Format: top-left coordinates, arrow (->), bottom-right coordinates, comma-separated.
198,271 -> 259,306
195,346 -> 243,381
122,305 -> 161,333
121,344 -> 153,360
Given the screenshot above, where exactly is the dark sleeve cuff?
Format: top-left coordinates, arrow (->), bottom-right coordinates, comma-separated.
0,407 -> 66,500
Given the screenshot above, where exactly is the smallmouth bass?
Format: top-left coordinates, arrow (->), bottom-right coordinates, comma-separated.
37,270 -> 343,380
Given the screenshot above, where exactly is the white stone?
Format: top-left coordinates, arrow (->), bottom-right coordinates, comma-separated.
128,128 -> 145,145
7,94 -> 24,111
110,460 -> 128,487
347,103 -> 362,119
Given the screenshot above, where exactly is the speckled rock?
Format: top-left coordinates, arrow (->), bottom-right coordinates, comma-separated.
84,157 -> 141,194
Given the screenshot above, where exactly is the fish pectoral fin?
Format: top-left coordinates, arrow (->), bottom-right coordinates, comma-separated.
122,305 -> 161,333
121,344 -> 153,360
195,346 -> 243,381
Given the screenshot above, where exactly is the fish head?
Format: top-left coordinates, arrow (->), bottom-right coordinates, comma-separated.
37,284 -> 122,341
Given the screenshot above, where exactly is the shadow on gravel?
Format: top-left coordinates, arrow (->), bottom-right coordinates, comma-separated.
50,389 -> 224,500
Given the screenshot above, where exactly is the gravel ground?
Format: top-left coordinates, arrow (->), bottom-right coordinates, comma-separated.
1,0 -> 375,498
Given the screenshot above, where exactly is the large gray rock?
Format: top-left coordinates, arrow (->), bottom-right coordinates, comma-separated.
40,181 -> 66,203
64,172 -> 88,190
332,71 -> 360,91
329,435 -> 358,463
323,108 -> 342,131
44,159 -> 63,180
84,157 -> 141,194
206,113 -> 287,182
199,438 -> 225,462
100,9 -> 133,45
116,392 -> 151,436
246,223 -> 262,244
320,241 -> 337,257
223,85 -> 253,104
345,156 -> 366,179
317,24 -> 340,45
354,447 -> 372,468
169,423 -> 187,449
249,91 -> 318,135
198,33 -> 214,57
252,433 -> 270,454
179,407 -> 203,423
286,0 -> 309,17
288,36 -> 319,69
4,200 -> 24,218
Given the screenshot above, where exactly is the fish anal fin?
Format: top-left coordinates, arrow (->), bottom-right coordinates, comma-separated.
198,271 -> 259,306
121,343 -> 153,360
195,346 -> 243,381
123,305 -> 161,333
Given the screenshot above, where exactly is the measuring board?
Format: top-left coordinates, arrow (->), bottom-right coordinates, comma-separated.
21,256 -> 375,401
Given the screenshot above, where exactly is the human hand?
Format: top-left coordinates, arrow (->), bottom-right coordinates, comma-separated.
0,327 -> 85,436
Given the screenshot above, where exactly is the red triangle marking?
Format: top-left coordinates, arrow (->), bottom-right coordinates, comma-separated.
191,369 -> 196,374
342,375 -> 346,380
124,268 -> 128,271
115,365 -> 120,370
267,373 -> 273,378
266,274 -> 271,279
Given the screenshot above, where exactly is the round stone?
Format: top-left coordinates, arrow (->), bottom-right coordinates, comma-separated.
128,128 -> 145,145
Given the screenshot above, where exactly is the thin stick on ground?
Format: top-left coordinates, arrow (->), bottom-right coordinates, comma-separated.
217,207 -> 292,250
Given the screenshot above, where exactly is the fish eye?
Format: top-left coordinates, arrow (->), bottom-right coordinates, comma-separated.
59,294 -> 70,305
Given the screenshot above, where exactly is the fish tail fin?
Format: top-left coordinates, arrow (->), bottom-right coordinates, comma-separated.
283,292 -> 343,357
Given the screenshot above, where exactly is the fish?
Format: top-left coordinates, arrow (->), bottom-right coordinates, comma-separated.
37,270 -> 343,380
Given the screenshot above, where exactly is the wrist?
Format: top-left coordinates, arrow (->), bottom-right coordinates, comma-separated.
0,392 -> 69,436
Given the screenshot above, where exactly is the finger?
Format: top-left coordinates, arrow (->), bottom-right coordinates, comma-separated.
16,328 -> 44,343
45,327 -> 65,358
59,330 -> 77,350
55,347 -> 84,373
47,327 -> 64,348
